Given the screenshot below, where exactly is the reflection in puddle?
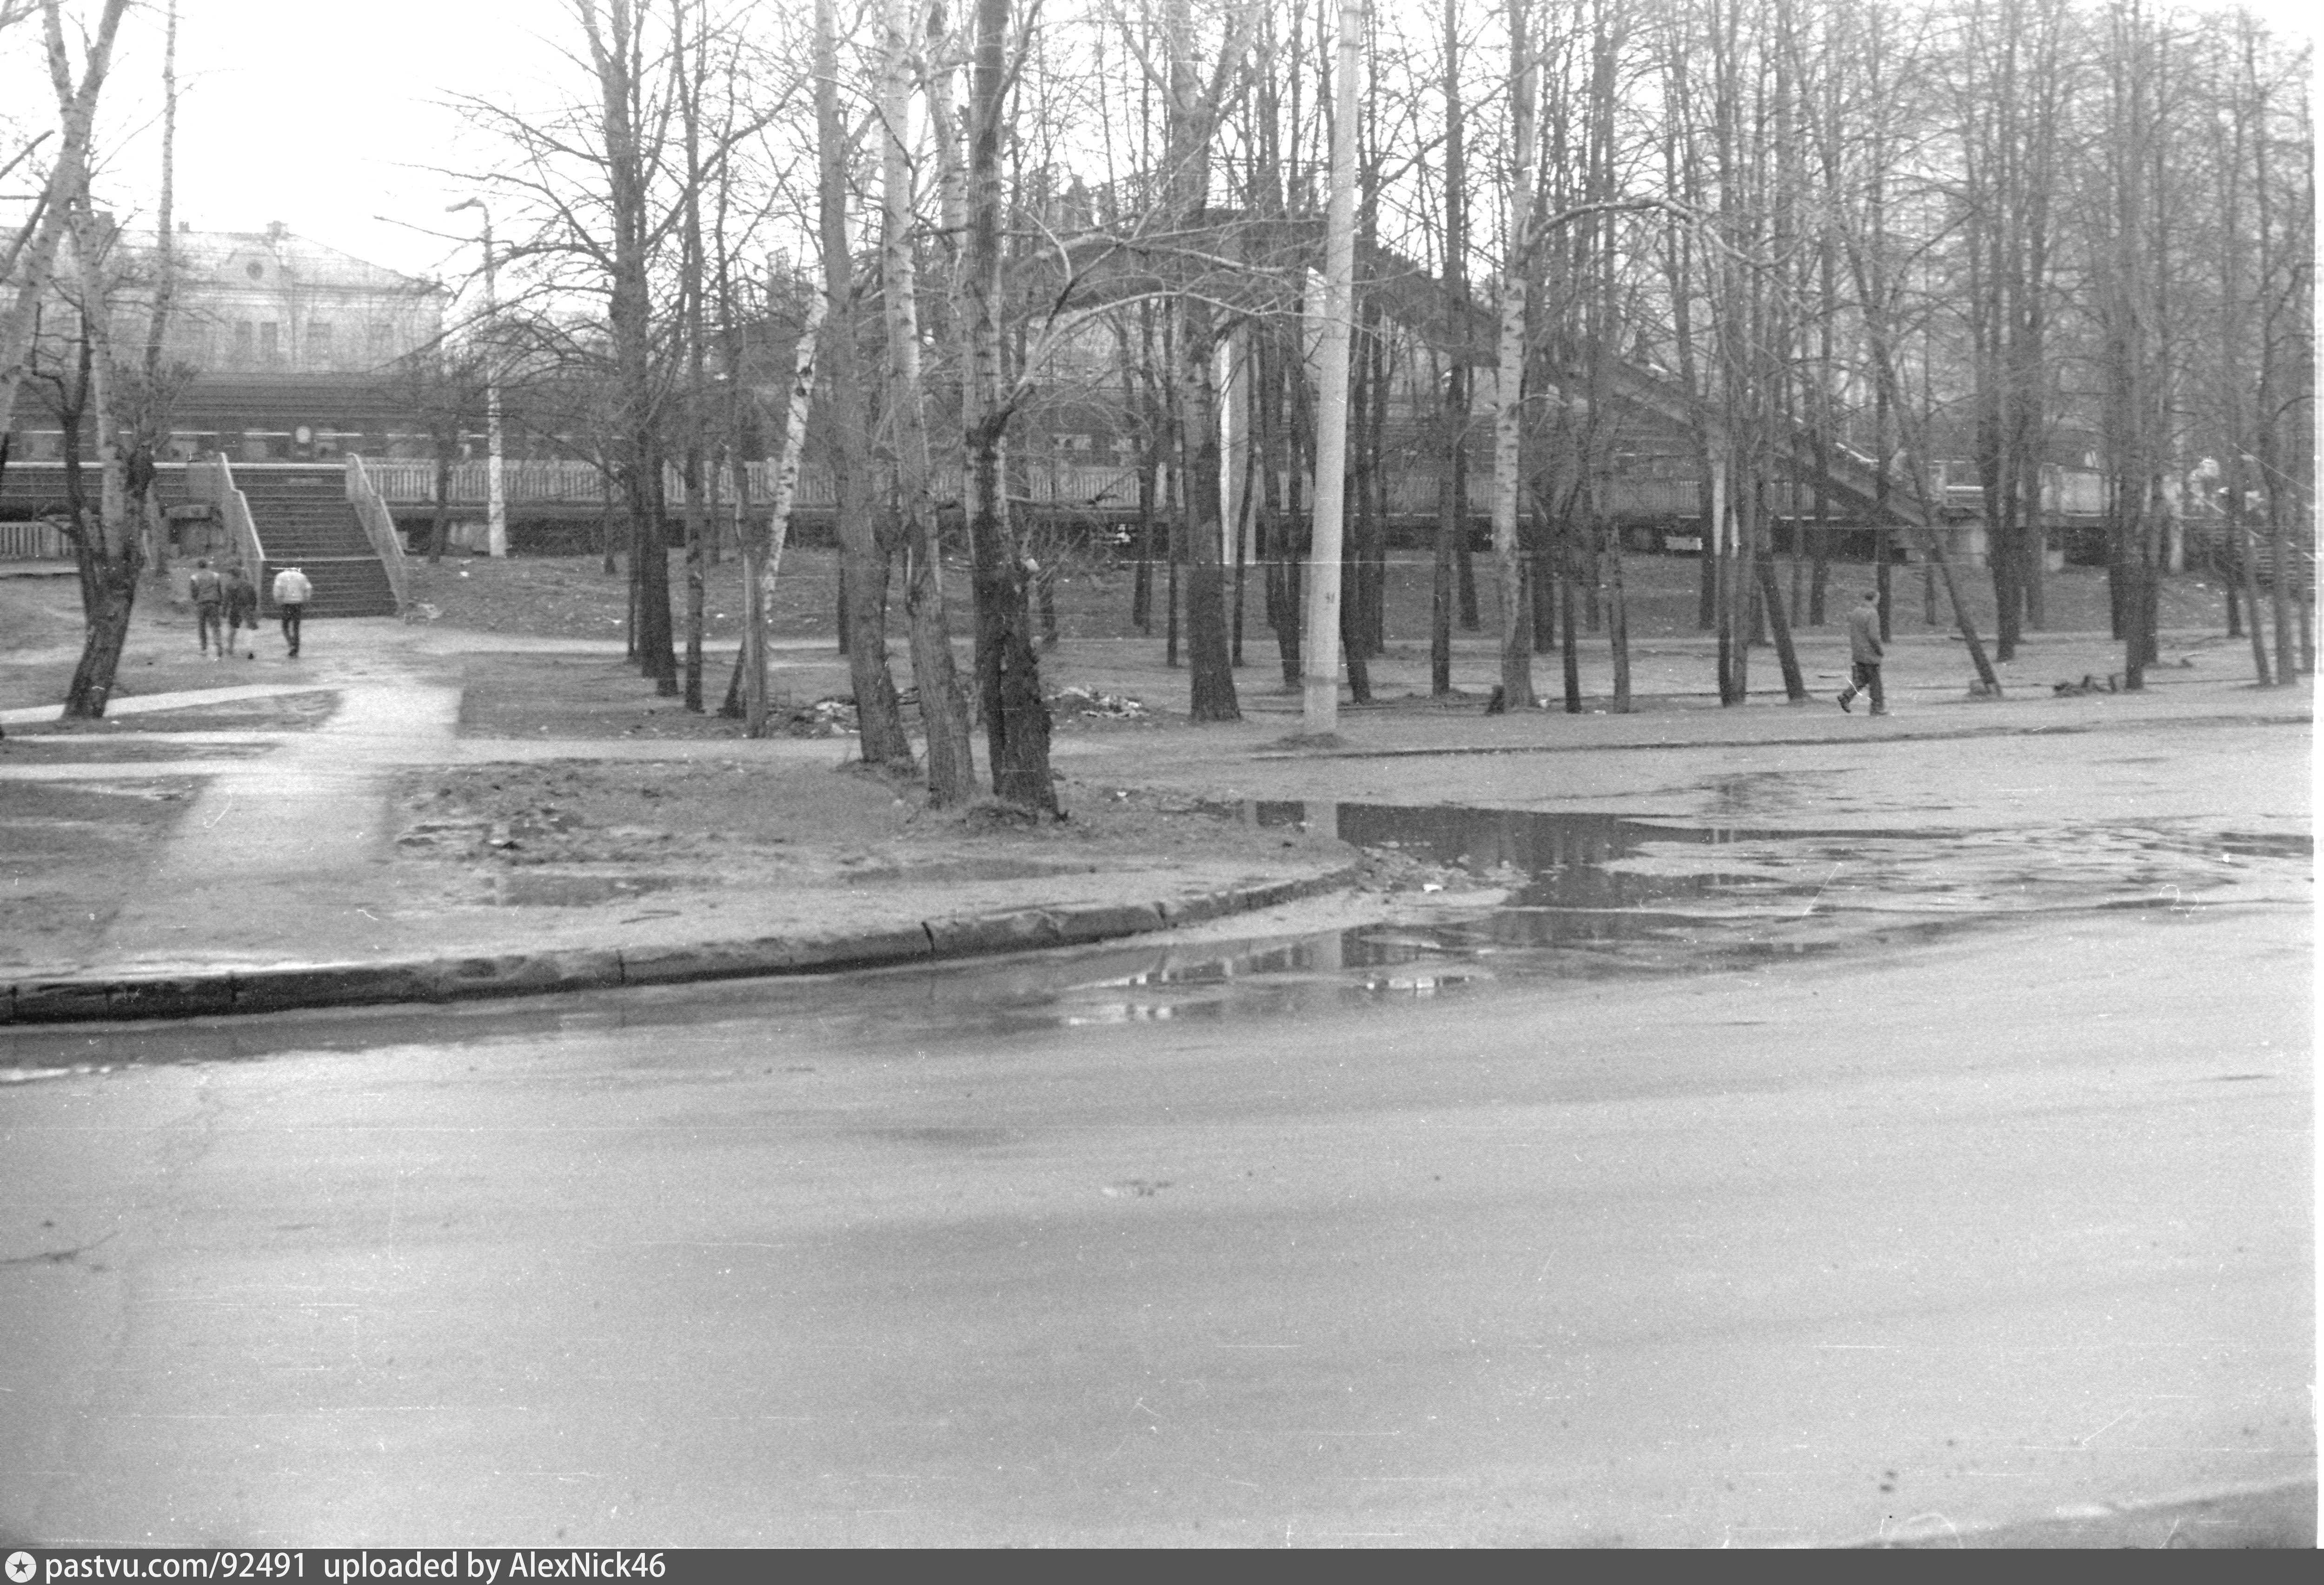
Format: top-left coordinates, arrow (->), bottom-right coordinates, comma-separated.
1051,933 -> 1498,1028
2216,832 -> 2314,862
996,800 -> 2308,1035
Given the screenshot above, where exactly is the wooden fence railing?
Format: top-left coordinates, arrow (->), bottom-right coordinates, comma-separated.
0,455 -> 2150,548
341,461 -> 1969,522
354,458 -> 1156,512
0,520 -> 70,558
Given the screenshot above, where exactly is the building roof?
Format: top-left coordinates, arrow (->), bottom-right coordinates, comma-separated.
158,223 -> 446,298
0,206 -> 446,302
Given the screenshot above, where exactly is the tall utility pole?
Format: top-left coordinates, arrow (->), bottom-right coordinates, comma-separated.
1303,0 -> 1365,735
446,198 -> 507,558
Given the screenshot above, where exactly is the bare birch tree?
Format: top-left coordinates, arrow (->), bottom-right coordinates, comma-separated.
0,0 -> 128,437
741,297 -> 824,736
814,0 -> 916,767
1301,0 -> 1365,733
881,0 -> 978,803
573,0 -> 680,695
963,0 -> 1057,811
1489,0 -> 1539,708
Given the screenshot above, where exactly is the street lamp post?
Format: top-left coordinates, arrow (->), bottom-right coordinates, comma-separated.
447,198 -> 507,558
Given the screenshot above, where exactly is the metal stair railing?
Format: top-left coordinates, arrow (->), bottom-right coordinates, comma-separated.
196,453 -> 268,598
344,454 -> 410,617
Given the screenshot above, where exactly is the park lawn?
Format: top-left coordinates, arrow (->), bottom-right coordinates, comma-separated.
402,543 -> 2239,650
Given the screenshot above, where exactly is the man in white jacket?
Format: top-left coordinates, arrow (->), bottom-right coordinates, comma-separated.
271,565 -> 313,657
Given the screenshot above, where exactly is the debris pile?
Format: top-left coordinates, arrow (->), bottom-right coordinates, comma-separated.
784,697 -> 860,737
1048,686 -> 1148,722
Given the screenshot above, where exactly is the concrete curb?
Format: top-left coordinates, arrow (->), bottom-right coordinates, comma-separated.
0,863 -> 1365,1026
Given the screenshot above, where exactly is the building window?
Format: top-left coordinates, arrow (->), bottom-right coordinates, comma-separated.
259,322 -> 279,361
234,321 -> 254,362
245,261 -> 264,281
307,322 -> 333,363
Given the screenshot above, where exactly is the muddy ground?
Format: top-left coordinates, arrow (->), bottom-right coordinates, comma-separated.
386,755 -> 1379,917
0,778 -> 202,965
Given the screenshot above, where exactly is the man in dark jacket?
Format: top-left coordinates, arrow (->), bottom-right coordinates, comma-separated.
222,564 -> 259,658
190,558 -> 224,657
1837,590 -> 1886,715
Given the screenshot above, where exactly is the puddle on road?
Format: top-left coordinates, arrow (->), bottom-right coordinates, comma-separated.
2216,831 -> 2313,862
991,801 -> 2311,1034
7,802 -> 2305,1071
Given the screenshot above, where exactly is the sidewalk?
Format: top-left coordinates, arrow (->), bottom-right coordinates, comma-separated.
1,615 -> 2309,1024
0,621 -> 1367,1023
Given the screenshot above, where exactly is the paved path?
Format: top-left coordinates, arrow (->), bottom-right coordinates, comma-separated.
0,622 -> 1334,993
15,622 -> 919,968
0,683 -> 323,727
97,678 -> 462,967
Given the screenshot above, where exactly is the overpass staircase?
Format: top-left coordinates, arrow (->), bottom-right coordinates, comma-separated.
232,465 -> 398,617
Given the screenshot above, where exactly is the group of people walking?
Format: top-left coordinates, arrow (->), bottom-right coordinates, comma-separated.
187,560 -> 311,660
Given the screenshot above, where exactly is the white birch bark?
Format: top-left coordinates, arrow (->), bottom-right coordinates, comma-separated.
1301,0 -> 1366,735
1490,0 -> 1537,709
884,0 -> 976,803
65,209 -> 126,552
745,294 -> 826,738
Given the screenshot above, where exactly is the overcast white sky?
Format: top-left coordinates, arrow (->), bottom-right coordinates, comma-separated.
13,0 -> 2317,305
63,0 -> 574,291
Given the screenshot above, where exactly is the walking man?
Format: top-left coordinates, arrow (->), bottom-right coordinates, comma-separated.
272,565 -> 313,657
1837,589 -> 1886,716
190,558 -> 224,657
223,563 -> 259,658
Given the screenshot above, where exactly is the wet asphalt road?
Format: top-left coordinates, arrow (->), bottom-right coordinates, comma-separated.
1,890 -> 2310,1546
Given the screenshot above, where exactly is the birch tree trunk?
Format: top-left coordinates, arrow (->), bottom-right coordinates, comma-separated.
882,0 -> 977,803
61,194 -> 138,719
1432,0 -> 1467,697
814,0 -> 914,766
964,0 -> 1056,812
1489,0 -> 1537,710
577,0 -> 677,695
1301,0 -> 1364,733
1164,0 -> 1241,724
132,0 -> 180,576
744,297 -> 825,737
676,0 -> 709,713
1181,291 -> 1241,722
